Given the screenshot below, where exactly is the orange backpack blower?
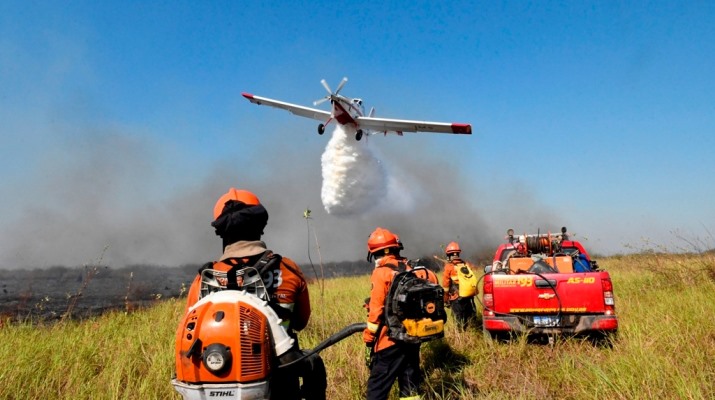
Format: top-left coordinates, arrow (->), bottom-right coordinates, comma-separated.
171,265 -> 364,400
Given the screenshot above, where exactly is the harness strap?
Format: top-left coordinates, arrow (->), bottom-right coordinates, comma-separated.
221,251 -> 280,285
226,263 -> 240,290
208,251 -> 295,321
197,261 -> 213,274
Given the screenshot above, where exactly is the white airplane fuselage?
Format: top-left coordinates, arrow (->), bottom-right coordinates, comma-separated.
330,96 -> 365,128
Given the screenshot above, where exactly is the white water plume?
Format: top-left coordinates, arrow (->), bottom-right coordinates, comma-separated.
320,125 -> 386,216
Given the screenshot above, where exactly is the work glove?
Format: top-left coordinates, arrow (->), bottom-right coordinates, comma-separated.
363,329 -> 376,344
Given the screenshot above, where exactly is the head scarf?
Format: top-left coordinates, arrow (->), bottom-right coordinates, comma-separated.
211,200 -> 269,247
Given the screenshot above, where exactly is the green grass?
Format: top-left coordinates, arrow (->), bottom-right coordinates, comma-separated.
1,252 -> 714,399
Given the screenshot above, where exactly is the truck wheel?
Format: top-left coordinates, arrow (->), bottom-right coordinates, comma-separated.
589,331 -> 617,348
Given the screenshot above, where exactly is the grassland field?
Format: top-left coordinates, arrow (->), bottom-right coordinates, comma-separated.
0,252 -> 714,399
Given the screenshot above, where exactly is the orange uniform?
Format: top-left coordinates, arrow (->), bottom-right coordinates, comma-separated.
363,254 -> 438,352
190,187 -> 323,400
185,240 -> 311,332
442,256 -> 466,302
441,246 -> 477,330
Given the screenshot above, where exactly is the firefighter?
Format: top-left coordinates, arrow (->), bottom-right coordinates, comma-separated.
442,241 -> 477,330
363,227 -> 437,400
184,188 -> 325,400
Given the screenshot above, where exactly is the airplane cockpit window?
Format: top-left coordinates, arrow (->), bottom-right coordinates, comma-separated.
352,98 -> 365,114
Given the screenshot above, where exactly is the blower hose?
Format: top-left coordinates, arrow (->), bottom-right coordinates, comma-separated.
279,322 -> 367,369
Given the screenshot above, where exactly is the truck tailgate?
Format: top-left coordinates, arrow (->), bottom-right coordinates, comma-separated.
490,271 -> 611,314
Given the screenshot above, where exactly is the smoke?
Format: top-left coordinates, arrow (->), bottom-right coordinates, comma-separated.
320,125 -> 385,216
0,115 -> 563,270
248,128 -> 500,267
318,125 -> 436,218
0,127 -> 217,270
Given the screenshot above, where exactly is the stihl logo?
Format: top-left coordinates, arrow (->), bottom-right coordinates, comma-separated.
209,391 -> 235,397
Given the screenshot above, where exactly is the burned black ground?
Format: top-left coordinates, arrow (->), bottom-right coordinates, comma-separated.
0,264 -> 198,322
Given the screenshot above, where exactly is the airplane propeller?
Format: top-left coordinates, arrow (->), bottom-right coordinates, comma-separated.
334,77 -> 348,95
313,97 -> 330,106
313,77 -> 348,106
320,79 -> 332,95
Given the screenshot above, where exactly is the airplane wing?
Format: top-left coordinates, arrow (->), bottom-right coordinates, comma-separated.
356,116 -> 472,135
242,93 -> 331,122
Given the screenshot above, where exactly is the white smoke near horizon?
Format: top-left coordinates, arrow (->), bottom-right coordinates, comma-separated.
320,125 -> 385,216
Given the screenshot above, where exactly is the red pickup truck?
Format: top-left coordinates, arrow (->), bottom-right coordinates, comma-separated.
481,228 -> 618,342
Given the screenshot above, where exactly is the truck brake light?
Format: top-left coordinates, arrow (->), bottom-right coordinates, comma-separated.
483,280 -> 493,294
602,278 -> 615,308
601,279 -> 613,292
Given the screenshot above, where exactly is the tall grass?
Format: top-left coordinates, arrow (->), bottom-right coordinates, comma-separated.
1,252 -> 714,399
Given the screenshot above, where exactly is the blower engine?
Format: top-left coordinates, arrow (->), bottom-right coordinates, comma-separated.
171,266 -> 364,400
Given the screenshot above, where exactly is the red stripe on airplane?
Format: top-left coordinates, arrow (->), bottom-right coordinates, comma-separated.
451,123 -> 472,134
333,101 -> 356,125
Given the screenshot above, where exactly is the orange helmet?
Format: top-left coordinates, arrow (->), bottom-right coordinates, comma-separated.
367,227 -> 401,254
213,188 -> 261,220
446,241 -> 461,255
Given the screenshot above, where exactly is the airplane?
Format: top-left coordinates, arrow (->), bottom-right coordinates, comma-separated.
242,77 -> 472,141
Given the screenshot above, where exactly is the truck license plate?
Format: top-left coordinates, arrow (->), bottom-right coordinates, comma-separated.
533,316 -> 560,327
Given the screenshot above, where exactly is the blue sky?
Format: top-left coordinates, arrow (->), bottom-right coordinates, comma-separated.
1,1 -> 714,268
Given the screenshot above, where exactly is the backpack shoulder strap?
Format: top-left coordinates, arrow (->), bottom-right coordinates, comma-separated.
254,251 -> 299,324
198,261 -> 214,274
252,250 -> 283,276
218,258 -> 246,290
380,259 -> 408,273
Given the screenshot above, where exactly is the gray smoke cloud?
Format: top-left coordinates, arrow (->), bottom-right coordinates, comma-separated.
0,118 -> 564,270
232,126 -> 562,266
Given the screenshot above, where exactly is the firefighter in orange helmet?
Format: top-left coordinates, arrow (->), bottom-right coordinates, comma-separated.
442,241 -> 477,330
184,188 -> 325,400
363,227 -> 437,400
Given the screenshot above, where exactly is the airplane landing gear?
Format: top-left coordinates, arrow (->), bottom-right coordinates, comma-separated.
355,129 -> 363,141
318,124 -> 325,135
